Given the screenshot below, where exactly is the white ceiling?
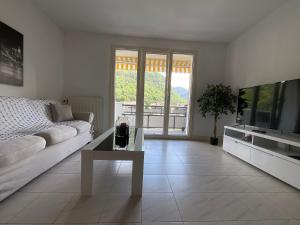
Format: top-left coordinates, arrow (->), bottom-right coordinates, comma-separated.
34,0 -> 287,42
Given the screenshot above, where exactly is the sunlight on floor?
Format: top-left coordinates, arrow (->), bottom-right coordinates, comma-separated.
0,140 -> 299,224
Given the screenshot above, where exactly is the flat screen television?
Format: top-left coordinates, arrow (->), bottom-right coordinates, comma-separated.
237,78 -> 300,134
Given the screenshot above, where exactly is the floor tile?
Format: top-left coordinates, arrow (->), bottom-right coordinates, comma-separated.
266,193 -> 300,219
174,192 -> 294,221
99,194 -> 142,222
117,162 -> 133,175
142,193 -> 181,221
143,175 -> 172,193
55,194 -> 106,223
184,222 -> 225,225
223,220 -> 300,225
110,175 -> 135,193
144,222 -> 184,225
21,173 -> 114,194
144,163 -> 187,175
49,159 -> 120,175
110,175 -> 172,193
92,160 -> 120,174
175,193 -> 228,221
144,154 -> 182,164
174,164 -> 265,176
54,224 -> 97,225
48,160 -> 82,174
238,193 -> 292,220
20,174 -> 82,193
178,154 -> 235,164
168,175 -> 253,193
0,193 -> 39,223
9,193 -> 73,223
64,151 -> 81,162
2,140 -> 299,224
7,223 -> 52,225
99,223 -> 140,225
92,175 -> 116,193
244,176 -> 298,193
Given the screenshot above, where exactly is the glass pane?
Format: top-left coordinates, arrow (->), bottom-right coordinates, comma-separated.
168,54 -> 193,136
143,53 -> 167,135
114,49 -> 138,127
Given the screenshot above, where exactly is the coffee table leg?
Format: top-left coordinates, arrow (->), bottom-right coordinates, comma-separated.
131,154 -> 144,196
81,152 -> 93,195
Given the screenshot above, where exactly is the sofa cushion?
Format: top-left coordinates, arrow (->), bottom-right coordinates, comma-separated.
56,120 -> 91,134
0,97 -> 55,141
0,136 -> 46,168
35,125 -> 77,145
50,103 -> 74,122
73,112 -> 94,124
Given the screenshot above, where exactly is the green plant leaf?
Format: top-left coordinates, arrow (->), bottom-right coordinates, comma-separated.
197,84 -> 237,137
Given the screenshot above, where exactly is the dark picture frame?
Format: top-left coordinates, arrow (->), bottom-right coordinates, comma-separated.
0,21 -> 23,86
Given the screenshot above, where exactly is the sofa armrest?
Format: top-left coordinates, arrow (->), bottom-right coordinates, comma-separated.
73,112 -> 94,124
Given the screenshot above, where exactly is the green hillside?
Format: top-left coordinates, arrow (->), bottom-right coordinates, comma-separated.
115,70 -> 187,105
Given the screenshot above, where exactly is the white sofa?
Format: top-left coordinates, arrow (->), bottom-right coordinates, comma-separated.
0,97 -> 94,201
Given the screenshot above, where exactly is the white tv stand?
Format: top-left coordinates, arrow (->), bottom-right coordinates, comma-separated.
223,125 -> 300,189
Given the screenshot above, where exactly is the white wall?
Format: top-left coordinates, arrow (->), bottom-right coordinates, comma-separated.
63,32 -> 227,138
226,0 -> 300,89
0,0 -> 64,99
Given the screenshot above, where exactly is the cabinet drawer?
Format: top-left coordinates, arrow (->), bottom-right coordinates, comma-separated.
223,136 -> 237,154
237,142 -> 251,161
223,137 -> 251,162
251,147 -> 300,188
251,147 -> 272,170
271,156 -> 300,188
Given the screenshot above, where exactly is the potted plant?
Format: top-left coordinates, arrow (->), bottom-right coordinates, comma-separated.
197,84 -> 236,145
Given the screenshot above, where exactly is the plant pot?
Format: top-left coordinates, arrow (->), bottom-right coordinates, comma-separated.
210,137 -> 218,145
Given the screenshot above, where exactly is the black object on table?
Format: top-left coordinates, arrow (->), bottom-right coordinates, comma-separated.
115,123 -> 129,147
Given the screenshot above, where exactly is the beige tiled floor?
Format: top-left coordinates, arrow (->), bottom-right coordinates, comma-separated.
1,140 -> 300,225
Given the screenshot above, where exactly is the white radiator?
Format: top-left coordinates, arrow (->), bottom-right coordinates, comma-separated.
64,96 -> 102,132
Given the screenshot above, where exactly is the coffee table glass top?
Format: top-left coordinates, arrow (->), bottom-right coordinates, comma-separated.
93,127 -> 142,151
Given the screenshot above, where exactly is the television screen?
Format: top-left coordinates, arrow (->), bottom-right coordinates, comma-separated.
237,79 -> 300,134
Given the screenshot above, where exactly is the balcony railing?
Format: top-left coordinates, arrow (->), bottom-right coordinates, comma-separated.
115,103 -> 188,131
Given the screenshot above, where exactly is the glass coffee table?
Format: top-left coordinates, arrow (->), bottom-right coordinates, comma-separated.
81,127 -> 144,196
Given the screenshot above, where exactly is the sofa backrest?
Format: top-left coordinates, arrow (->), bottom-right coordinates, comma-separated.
0,97 -> 56,141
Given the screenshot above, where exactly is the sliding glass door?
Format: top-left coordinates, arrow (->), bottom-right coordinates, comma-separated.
143,53 -> 168,135
113,48 -> 194,137
168,54 -> 193,136
114,49 -> 138,127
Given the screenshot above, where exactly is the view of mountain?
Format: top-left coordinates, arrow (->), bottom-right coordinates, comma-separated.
115,70 -> 188,105
173,87 -> 189,100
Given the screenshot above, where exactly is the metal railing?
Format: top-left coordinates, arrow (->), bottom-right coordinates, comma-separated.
121,104 -> 187,130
